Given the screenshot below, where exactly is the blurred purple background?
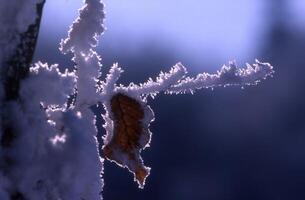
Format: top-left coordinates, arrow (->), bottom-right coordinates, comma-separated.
34,0 -> 305,199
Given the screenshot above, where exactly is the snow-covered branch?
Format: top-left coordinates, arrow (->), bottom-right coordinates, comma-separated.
122,63 -> 187,97
119,60 -> 274,97
60,0 -> 105,55
167,60 -> 274,94
100,63 -> 124,97
20,62 -> 76,107
60,0 -> 105,111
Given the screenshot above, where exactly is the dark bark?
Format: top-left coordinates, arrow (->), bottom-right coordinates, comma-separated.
2,0 -> 45,101
0,2 -> 45,199
1,0 -> 45,149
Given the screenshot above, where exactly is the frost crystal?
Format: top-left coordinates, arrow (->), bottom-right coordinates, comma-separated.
0,0 -> 274,199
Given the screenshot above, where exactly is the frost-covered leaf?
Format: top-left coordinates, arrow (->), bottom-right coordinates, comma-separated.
103,93 -> 154,188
